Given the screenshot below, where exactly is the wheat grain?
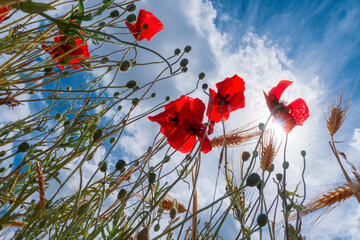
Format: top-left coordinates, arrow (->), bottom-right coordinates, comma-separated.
210,125 -> 260,148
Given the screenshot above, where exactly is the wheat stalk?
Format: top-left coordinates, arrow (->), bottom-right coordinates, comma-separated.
326,92 -> 350,137
210,125 -> 260,148
259,131 -> 279,171
36,161 -> 45,219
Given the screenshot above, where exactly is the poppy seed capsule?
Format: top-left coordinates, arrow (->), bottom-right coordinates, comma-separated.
137,228 -> 149,240
174,48 -> 181,55
115,159 -> 126,171
184,45 -> 192,53
132,98 -> 139,105
148,173 -> 156,184
127,3 -> 136,12
117,105 -> 122,111
99,161 -> 107,172
276,173 -> 283,181
202,83 -> 208,90
154,223 -> 160,232
126,80 -> 137,88
165,96 -> 170,101
282,161 -> 289,169
18,142 -> 30,152
117,188 -> 127,200
88,124 -> 98,134
126,14 -> 136,23
163,155 -> 170,163
151,93 -> 156,98
120,60 -> 132,72
257,213 -> 268,227
268,164 -> 275,172
301,150 -> 306,157
169,207 -> 177,219
93,129 -> 103,141
198,72 -> 205,80
180,58 -> 189,67
100,57 -> 109,64
242,151 -> 251,161
246,173 -> 260,187
258,123 -> 265,132
110,10 -> 119,18
113,92 -> 120,98
110,137 -> 115,144
66,86 -> 71,91
55,113 -> 62,121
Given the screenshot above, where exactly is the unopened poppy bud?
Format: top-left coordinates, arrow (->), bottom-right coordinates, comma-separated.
55,113 -> 62,121
174,48 -> 181,55
88,124 -> 97,134
110,10 -> 119,18
0,167 -> 5,173
148,173 -> 156,184
116,159 -> 126,171
165,96 -> 170,101
77,202 -> 90,216
64,120 -> 70,126
256,180 -> 263,191
8,164 -> 13,168
113,92 -> 120,98
142,23 -> 149,29
127,3 -> 136,12
282,161 -> 289,169
184,45 -> 192,53
246,173 -> 260,187
117,105 -> 122,111
120,60 -> 132,72
276,173 -> 283,181
180,58 -> 189,67
126,14 -> 136,23
133,86 -> 140,91
0,151 -> 6,157
126,80 -> 137,88
257,213 -> 268,227
181,67 -> 188,73
202,83 -> 208,90
198,72 -> 205,80
242,151 -> 251,161
117,188 -> 127,200
151,93 -> 156,98
100,57 -> 109,64
99,161 -> 108,172
154,223 -> 160,232
44,67 -> 53,73
18,142 -> 30,152
258,123 -> 265,132
137,228 -> 149,240
132,98 -> 139,105
99,21 -> 106,26
62,71 -> 69,76
268,164 -> 274,172
163,155 -> 170,163
93,129 -> 103,141
110,137 -> 115,144
66,86 -> 71,91
301,150 -> 306,157
169,207 -> 177,219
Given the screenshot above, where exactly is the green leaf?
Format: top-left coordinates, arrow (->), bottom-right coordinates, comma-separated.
14,2 -> 55,14
94,0 -> 114,17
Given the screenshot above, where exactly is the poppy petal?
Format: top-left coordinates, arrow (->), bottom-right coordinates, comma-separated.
269,80 -> 293,102
286,98 -> 310,125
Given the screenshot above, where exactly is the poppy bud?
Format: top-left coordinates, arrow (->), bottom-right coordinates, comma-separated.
126,80 -> 137,88
0,167 -> 5,173
55,113 -> 62,121
77,202 -> 90,216
142,23 -> 149,29
99,21 -> 106,26
180,58 -> 189,67
258,123 -> 265,132
148,173 -> 156,184
174,48 -> 181,55
18,142 -> 30,152
132,98 -> 139,105
62,71 -> 69,76
256,180 -> 263,191
127,3 -> 136,12
66,86 -> 71,91
151,93 -> 156,98
202,83 -> 208,90
64,120 -> 70,126
198,72 -> 205,80
88,124 -> 98,134
100,57 -> 109,64
120,60 -> 132,72
301,150 -> 306,157
169,207 -> 177,219
165,96 -> 170,101
181,67 -> 188,73
99,161 -> 108,172
0,151 -> 6,157
117,188 -> 127,200
246,173 -> 260,187
116,159 -> 126,171
44,67 -> 53,73
268,164 -> 274,172
126,14 -> 136,23
93,129 -> 103,141
154,223 -> 160,232
184,45 -> 192,53
137,228 -> 149,240
282,161 -> 289,169
163,155 -> 170,163
110,137 -> 116,144
257,213 -> 268,227
133,86 -> 140,91
110,10 -> 119,18
242,151 -> 251,161
276,173 -> 283,181
117,105 -> 122,111
113,92 -> 120,98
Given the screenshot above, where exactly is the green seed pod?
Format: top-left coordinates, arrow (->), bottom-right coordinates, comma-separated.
98,21 -> 106,27
66,86 -> 71,91
93,129 -> 104,141
9,164 -> 13,168
301,150 -> 306,157
132,98 -> 139,105
163,155 -> 170,163
113,92 -> 120,98
198,72 -> 205,80
99,161 -> 108,172
180,58 -> 189,67
148,173 -> 156,184
165,96 -> 170,101
257,213 -> 268,227
126,14 -> 137,23
64,120 -> 70,126
0,151 -> 6,157
184,45 -> 192,53
267,164 -> 275,173
181,67 -> 188,73
126,80 -> 137,88
44,67 -> 53,73
151,93 -> 156,98
77,202 -> 90,216
62,71 -> 69,76
100,57 -> 109,64
55,113 -> 62,121
242,151 -> 251,161
282,161 -> 289,169
256,180 -> 263,191
117,188 -> 127,200
110,137 -> 116,144
174,48 -> 181,55
110,10 -> 119,18
154,223 -> 160,232
246,173 -> 260,187
0,167 -> 5,173
258,123 -> 265,132
127,3 -> 136,12
202,83 -> 208,90
23,126 -> 33,134
137,228 -> 149,240
169,207 -> 177,219
117,105 -> 122,111
18,142 -> 30,152
88,124 -> 98,134
115,159 -> 126,171
276,173 -> 283,181
120,60 -> 132,72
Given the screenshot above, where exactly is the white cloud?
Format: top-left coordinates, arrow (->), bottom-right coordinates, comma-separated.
350,128 -> 360,152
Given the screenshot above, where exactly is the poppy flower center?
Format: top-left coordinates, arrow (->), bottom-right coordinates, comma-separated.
168,113 -> 179,124
186,125 -> 203,135
216,94 -> 230,105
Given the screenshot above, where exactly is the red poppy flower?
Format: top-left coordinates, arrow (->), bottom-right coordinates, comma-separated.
41,32 -> 90,70
148,95 -> 212,154
206,74 -> 245,123
263,80 -> 310,133
0,5 -> 11,23
126,9 -> 164,41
